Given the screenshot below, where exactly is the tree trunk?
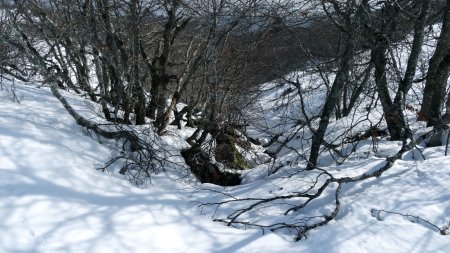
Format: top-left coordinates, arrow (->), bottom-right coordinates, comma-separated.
342,64 -> 373,117
157,91 -> 180,135
394,0 -> 431,104
308,25 -> 358,167
370,0 -> 429,140
308,0 -> 368,168
371,36 -> 407,141
130,0 -> 146,125
442,85 -> 450,123
428,53 -> 450,126
419,0 -> 450,124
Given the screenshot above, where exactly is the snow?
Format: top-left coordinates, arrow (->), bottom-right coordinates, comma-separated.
1,82 -> 450,252
0,83 -> 295,253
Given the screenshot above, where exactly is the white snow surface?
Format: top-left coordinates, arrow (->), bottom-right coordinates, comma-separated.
1,83 -> 450,252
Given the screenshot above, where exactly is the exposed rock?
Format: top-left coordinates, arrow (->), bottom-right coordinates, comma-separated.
181,147 -> 241,186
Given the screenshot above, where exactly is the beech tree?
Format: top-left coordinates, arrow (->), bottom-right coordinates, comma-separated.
307,0 -> 369,168
309,0 -> 433,169
366,0 -> 431,140
419,0 -> 450,126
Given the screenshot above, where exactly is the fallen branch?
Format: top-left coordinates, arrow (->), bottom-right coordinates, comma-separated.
198,137 -> 418,241
371,209 -> 449,235
49,83 -> 140,146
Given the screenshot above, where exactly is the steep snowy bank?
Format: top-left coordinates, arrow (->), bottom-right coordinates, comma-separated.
0,83 -> 294,253
1,82 -> 449,252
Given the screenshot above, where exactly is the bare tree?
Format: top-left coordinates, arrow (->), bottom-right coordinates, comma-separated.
307,0 -> 368,168
418,0 -> 450,126
366,0 -> 431,141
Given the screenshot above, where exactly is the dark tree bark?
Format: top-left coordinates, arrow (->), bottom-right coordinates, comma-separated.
372,42 -> 408,141
308,0 -> 367,168
129,0 -> 146,125
341,64 -> 373,117
147,0 -> 180,122
419,0 -> 450,126
88,1 -> 112,121
443,86 -> 450,123
370,0 -> 430,140
427,52 -> 450,126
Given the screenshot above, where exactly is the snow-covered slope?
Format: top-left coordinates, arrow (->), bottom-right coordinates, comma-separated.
1,82 -> 449,252
0,83 -> 294,253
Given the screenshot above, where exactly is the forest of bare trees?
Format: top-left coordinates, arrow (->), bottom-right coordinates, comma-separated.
1,0 -> 450,239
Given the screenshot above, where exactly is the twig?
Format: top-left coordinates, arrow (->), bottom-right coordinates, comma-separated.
371,209 -> 448,235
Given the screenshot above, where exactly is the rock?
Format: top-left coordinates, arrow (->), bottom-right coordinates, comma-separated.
427,129 -> 448,147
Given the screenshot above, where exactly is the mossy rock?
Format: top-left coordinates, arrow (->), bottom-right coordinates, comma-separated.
181,147 -> 241,186
231,144 -> 251,170
215,138 -> 251,170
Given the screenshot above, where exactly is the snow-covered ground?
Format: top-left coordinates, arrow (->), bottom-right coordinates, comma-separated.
0,83 -> 295,253
1,82 -> 449,252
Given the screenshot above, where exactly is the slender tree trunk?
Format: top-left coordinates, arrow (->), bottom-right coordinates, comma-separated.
442,85 -> 450,123
98,0 -> 130,123
428,53 -> 450,126
130,0 -> 146,125
148,1 -> 179,122
419,0 -> 450,124
342,64 -> 373,117
157,91 -> 180,134
88,0 -> 111,121
308,0 -> 369,168
370,0 -> 429,140
394,0 -> 431,104
147,74 -> 161,120
308,27 -> 357,167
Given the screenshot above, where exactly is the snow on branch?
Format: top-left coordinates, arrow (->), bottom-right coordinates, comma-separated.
197,137 -> 422,241
371,209 -> 449,235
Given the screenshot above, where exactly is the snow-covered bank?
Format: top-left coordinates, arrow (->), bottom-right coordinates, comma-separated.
1,83 -> 449,252
0,83 -> 294,253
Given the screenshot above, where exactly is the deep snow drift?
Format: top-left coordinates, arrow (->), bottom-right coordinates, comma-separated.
1,82 -> 449,252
